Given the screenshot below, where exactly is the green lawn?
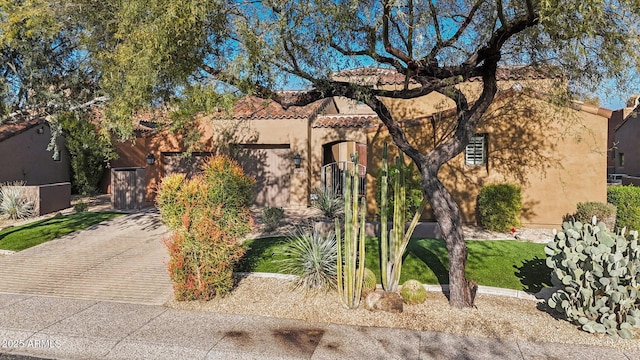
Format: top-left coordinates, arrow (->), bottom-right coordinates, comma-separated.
237,236 -> 551,292
0,212 -> 122,251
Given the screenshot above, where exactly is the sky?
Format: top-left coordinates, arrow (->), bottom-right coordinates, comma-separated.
593,76 -> 639,110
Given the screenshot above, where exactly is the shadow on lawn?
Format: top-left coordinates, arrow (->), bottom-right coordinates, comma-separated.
407,244 -> 449,285
236,237 -> 288,272
514,256 -> 552,294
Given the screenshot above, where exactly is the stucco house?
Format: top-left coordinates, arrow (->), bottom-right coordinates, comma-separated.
106,67 -> 610,227
610,96 -> 640,183
0,118 -> 71,185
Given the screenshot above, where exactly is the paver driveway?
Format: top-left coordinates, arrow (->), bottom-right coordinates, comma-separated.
0,210 -> 173,305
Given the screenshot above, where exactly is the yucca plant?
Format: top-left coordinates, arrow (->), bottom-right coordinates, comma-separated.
0,185 -> 35,220
311,186 -> 344,219
278,227 -> 337,291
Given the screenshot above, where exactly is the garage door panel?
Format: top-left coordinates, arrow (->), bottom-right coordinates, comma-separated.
235,147 -> 290,208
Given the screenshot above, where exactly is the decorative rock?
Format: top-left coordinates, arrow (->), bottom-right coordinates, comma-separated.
364,290 -> 403,313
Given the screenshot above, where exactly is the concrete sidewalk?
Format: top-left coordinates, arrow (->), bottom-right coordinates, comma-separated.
0,293 -> 637,360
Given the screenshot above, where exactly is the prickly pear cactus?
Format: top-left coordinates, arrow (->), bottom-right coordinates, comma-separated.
362,268 -> 377,294
400,279 -> 427,304
545,216 -> 640,338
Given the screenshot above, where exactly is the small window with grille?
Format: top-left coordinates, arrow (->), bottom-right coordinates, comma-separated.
465,134 -> 487,166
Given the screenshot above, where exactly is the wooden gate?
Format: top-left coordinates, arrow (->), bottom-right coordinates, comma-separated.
111,167 -> 146,210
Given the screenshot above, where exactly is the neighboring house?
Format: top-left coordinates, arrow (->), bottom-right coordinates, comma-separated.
611,96 -> 640,182
106,67 -> 610,228
0,118 -> 71,185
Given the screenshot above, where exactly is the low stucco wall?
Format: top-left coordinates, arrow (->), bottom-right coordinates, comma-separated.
38,183 -> 71,215
2,183 -> 71,216
622,177 -> 640,187
314,220 -> 442,239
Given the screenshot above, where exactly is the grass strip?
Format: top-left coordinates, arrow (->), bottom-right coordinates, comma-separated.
0,212 -> 122,251
238,236 -> 551,292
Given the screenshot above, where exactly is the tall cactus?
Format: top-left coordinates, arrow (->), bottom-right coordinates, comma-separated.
380,142 -> 428,292
336,155 -> 366,309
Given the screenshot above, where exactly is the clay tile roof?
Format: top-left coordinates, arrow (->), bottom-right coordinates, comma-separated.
0,118 -> 44,142
332,65 -> 562,86
312,114 -> 378,128
332,67 -> 418,85
221,95 -> 331,120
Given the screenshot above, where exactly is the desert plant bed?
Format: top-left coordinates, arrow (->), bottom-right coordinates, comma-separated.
0,212 -> 122,252
237,236 -> 550,292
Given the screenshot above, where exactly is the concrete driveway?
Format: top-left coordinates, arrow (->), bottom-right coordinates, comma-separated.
0,210 -> 172,305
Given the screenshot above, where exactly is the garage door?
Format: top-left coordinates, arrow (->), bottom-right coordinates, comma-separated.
234,145 -> 291,208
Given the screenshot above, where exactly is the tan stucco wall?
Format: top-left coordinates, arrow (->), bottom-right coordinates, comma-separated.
0,125 -> 71,185
378,78 -> 566,121
366,93 -> 608,228
107,116 -> 311,208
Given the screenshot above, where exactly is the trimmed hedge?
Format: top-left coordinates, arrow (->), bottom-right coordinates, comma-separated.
607,186 -> 640,231
574,202 -> 617,231
477,183 -> 522,232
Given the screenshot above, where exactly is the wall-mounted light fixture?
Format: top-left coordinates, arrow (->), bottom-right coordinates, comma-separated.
293,153 -> 302,168
146,153 -> 155,165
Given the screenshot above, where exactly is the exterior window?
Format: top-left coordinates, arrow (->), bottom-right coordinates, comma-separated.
620,153 -> 625,167
465,135 -> 487,166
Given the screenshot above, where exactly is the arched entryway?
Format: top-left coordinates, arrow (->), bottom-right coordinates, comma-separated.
321,140 -> 367,197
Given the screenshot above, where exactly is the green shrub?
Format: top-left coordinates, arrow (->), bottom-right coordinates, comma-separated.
157,155 -> 255,300
477,183 -> 522,232
74,201 -> 89,213
262,207 -> 284,233
546,219 -> 640,338
277,227 -> 337,291
311,187 -> 344,219
58,111 -> 115,195
574,202 -> 616,230
607,186 -> 640,231
0,184 -> 34,220
400,279 -> 427,304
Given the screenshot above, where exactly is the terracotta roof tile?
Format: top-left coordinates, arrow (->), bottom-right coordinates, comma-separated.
313,114 -> 378,128
332,67 -> 419,85
220,95 -> 331,120
332,66 -> 563,86
0,118 -> 44,142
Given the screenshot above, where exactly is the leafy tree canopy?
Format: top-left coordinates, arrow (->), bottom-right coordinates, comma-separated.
0,0 -> 104,122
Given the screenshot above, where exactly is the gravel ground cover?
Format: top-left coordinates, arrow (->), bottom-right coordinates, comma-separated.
166,274 -> 640,351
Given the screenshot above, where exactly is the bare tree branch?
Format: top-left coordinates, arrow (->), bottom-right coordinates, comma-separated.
427,0 -> 483,61
382,0 -> 412,64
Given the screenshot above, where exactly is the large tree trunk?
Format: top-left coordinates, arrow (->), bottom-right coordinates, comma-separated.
423,168 -> 478,308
